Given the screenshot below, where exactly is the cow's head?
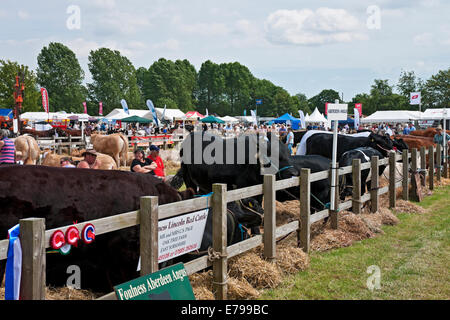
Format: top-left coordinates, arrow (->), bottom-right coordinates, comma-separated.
227,197 -> 264,242
155,182 -> 195,204
392,138 -> 409,153
259,134 -> 299,179
368,133 -> 394,157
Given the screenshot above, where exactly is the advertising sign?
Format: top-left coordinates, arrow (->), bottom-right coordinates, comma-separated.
114,263 -> 195,300
327,103 -> 348,121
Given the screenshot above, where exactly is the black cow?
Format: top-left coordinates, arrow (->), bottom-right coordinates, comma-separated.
0,165 -> 195,292
338,147 -> 387,200
392,137 -> 409,152
277,155 -> 340,213
306,132 -> 394,160
281,130 -> 307,145
171,132 -> 298,199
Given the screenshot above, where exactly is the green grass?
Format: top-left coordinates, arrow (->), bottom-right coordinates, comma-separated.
260,185 -> 450,300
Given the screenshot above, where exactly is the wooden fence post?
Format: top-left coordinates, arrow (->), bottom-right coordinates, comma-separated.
263,175 -> 276,262
352,159 -> 362,214
212,183 -> 227,300
69,136 -> 72,155
389,152 -> 396,209
436,144 -> 442,182
299,168 -> 310,253
19,218 -> 46,300
370,156 -> 379,213
140,196 -> 159,276
410,148 -> 419,201
420,147 -> 426,187
429,146 -> 434,190
444,144 -> 449,179
330,164 -> 339,229
402,150 -> 409,201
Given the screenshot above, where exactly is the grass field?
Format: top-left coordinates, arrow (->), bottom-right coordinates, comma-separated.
260,185 -> 450,300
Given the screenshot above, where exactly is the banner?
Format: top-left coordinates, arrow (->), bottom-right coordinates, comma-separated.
205,108 -> 208,116
146,99 -> 159,127
325,102 -> 329,116
354,108 -> 360,129
5,224 -> 21,300
355,103 -> 362,117
40,88 -> 49,113
250,110 -> 257,125
99,102 -> 103,116
244,109 -> 247,116
83,102 -> 87,114
161,105 -> 166,122
120,99 -> 129,115
298,110 -> 306,129
410,92 -> 421,105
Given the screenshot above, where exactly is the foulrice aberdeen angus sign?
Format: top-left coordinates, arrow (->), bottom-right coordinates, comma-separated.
114,263 -> 195,300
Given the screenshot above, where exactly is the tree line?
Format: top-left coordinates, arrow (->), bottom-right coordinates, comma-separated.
0,42 -> 448,117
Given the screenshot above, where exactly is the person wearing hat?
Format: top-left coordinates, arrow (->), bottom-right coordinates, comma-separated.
131,149 -> 157,174
77,149 -> 101,169
147,145 -> 165,180
433,125 -> 450,147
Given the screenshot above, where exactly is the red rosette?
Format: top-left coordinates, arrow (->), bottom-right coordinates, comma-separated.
50,230 -> 65,250
82,224 -> 96,244
66,226 -> 80,247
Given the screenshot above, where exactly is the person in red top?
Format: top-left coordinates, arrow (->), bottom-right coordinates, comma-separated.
147,145 -> 165,181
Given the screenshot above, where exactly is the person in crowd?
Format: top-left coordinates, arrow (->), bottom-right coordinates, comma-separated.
0,129 -> 15,165
60,157 -> 76,168
131,149 -> 157,174
77,149 -> 101,169
286,127 -> 294,155
433,125 -> 450,147
403,123 -> 411,135
409,123 -> 416,132
385,125 -> 393,136
147,145 -> 165,180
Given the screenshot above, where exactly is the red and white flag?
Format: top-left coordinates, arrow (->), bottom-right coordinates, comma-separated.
99,102 -> 103,116
355,103 -> 362,117
40,88 -> 49,113
83,102 -> 87,114
410,92 -> 421,105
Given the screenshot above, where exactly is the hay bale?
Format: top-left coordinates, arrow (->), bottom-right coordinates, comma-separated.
275,200 -> 299,226
275,246 -> 310,274
193,286 -> 215,300
227,277 -> 260,300
379,208 -> 399,225
45,286 -> 100,300
395,200 -> 427,214
228,252 -> 282,289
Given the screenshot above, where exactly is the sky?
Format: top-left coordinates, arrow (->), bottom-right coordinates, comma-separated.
0,0 -> 449,101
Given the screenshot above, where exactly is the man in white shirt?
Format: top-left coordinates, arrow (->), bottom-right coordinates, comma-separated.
286,128 -> 294,155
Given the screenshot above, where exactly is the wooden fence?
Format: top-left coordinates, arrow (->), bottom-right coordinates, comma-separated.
36,136 -> 86,155
0,145 -> 448,300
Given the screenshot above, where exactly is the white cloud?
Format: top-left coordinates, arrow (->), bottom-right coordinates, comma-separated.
152,39 -> 180,51
264,8 -> 368,46
413,33 -> 434,46
182,22 -> 230,36
92,0 -> 116,10
18,11 -> 30,20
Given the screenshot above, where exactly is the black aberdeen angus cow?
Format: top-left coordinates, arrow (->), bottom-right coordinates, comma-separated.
338,147 -> 387,200
306,132 -> 394,160
171,132 -> 298,197
0,165 -> 195,292
277,155 -> 341,213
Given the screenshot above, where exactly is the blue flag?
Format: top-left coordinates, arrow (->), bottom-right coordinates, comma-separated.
5,224 -> 21,300
120,99 -> 129,115
146,99 -> 159,126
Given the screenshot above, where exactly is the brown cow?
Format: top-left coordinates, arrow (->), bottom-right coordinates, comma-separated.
394,134 -> 436,165
42,151 -> 118,170
14,135 -> 40,164
90,133 -> 128,167
410,127 -> 450,138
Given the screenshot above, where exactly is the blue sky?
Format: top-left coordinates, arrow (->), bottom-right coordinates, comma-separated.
0,0 -> 449,101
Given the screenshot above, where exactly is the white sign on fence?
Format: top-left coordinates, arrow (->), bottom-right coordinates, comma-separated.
137,209 -> 209,270
327,103 -> 348,121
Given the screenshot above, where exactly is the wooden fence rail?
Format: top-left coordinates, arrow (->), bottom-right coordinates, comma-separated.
0,146 -> 446,300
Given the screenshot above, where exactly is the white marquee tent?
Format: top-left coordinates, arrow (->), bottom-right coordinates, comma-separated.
219,116 -> 239,123
103,109 -> 153,121
360,110 -> 423,123
20,112 -> 71,121
421,108 -> 448,120
306,108 -> 327,123
155,107 -> 185,121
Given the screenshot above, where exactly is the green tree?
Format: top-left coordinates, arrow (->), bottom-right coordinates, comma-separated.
220,62 -> 254,116
0,60 -> 41,112
36,42 -> 86,113
87,48 -> 142,116
308,89 -> 341,114
422,68 -> 450,109
197,60 -> 225,115
295,93 -> 312,114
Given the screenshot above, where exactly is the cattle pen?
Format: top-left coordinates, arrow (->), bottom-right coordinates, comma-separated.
0,145 -> 448,300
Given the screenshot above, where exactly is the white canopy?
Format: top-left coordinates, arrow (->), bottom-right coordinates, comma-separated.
103,108 -> 153,121
421,108 -> 448,120
306,108 -> 327,123
155,107 -> 185,121
21,112 -> 70,121
219,116 -> 239,123
360,110 -> 423,123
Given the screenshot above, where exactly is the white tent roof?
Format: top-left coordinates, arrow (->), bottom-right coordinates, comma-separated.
103,109 -> 153,120
360,110 -> 423,123
21,112 -> 70,121
219,116 -> 239,123
155,107 -> 185,120
421,108 -> 449,120
306,108 -> 327,123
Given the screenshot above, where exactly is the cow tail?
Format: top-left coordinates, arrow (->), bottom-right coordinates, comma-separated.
170,166 -> 185,190
119,134 -> 128,166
